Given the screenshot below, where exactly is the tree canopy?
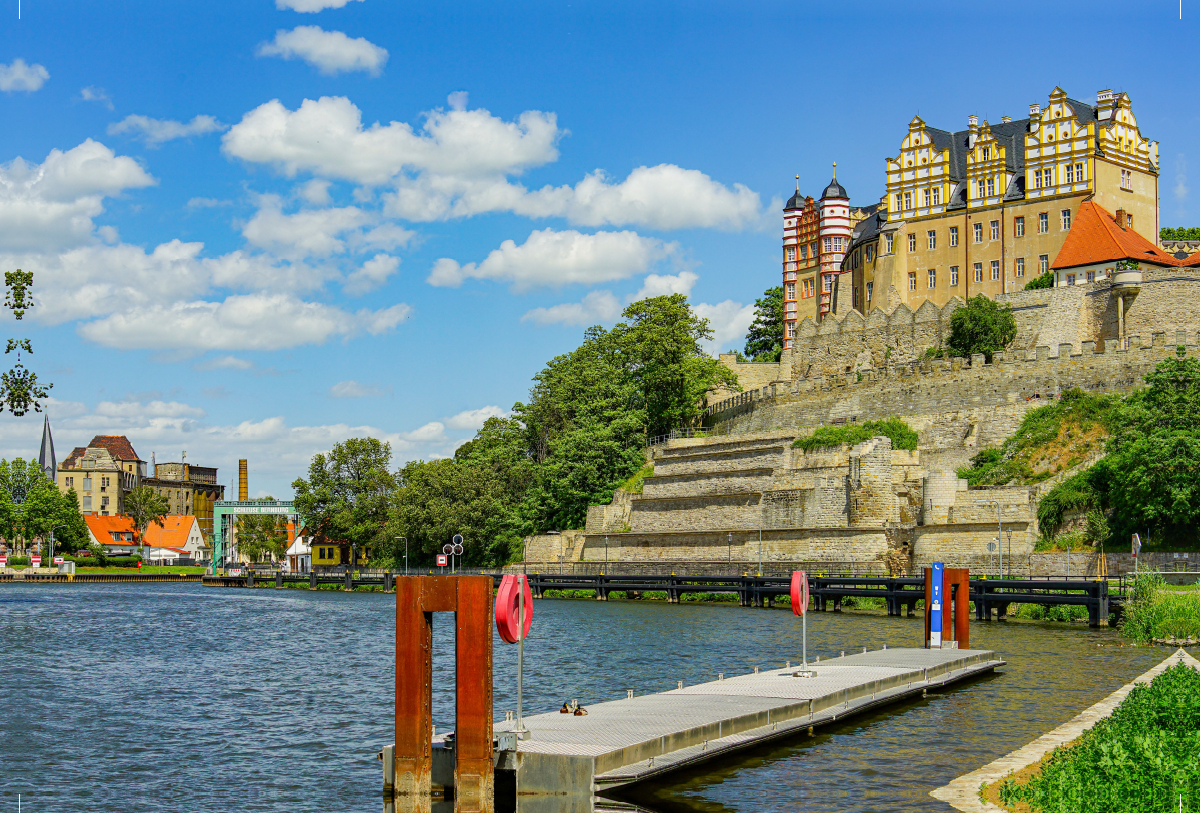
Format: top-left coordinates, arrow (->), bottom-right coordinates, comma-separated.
122,486 -> 170,549
1023,271 -> 1054,290
947,295 -> 1017,360
743,286 -> 784,362
237,501 -> 291,563
292,437 -> 396,556
0,458 -> 87,552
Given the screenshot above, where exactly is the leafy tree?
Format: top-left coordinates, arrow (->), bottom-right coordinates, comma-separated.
0,458 -> 86,554
1023,271 -> 1054,290
122,486 -> 170,555
237,502 -> 290,563
743,286 -> 784,362
292,437 -> 395,560
946,295 -> 1017,361
1,270 -> 52,416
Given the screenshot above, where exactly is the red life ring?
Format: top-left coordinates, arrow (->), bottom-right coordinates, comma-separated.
790,571 -> 808,617
495,574 -> 533,644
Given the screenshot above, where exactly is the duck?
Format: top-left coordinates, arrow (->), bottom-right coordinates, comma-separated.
560,702 -> 571,714
573,705 -> 588,716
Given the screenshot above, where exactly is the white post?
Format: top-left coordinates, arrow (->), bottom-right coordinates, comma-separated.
516,575 -> 528,738
802,607 -> 808,669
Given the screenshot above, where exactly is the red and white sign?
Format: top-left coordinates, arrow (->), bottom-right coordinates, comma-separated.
0,556 -> 7,567
790,570 -> 809,617
436,554 -> 448,567
31,556 -> 42,567
53,557 -> 65,564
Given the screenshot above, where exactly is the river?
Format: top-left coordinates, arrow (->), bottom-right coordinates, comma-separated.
0,583 -> 1161,812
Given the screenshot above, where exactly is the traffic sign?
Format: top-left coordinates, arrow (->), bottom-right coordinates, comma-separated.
0,556 -> 7,567
437,554 -> 448,567
53,557 -> 65,564
31,556 -> 42,567
452,534 -> 464,546
452,544 -> 464,555
443,544 -> 453,555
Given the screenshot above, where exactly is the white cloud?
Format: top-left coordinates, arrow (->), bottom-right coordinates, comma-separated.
299,179 -> 332,205
427,229 -> 675,290
276,0 -> 365,10
329,380 -> 386,398
77,293 -> 411,351
444,405 -> 509,431
632,270 -> 698,300
186,197 -> 232,209
223,95 -> 560,185
195,355 -> 255,371
0,59 -> 49,92
256,26 -> 388,76
344,253 -> 399,295
241,198 -> 371,258
79,86 -> 113,110
693,300 -> 756,354
521,290 -> 621,327
94,399 -> 206,419
402,421 -> 447,443
0,139 -> 156,251
107,114 -> 227,146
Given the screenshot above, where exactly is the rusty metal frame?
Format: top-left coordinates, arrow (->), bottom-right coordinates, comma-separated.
924,567 -> 970,649
394,575 -> 494,813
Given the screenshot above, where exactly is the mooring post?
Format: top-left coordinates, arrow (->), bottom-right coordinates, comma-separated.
276,571 -> 283,589
309,571 -> 317,590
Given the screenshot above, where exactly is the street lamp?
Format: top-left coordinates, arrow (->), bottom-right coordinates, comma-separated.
981,500 -> 1004,578
395,536 -> 408,575
728,532 -> 732,569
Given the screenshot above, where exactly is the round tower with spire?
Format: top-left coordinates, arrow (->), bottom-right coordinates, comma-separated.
782,175 -> 818,349
817,163 -> 852,317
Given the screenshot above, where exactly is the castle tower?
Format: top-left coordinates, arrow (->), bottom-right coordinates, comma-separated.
817,164 -> 852,318
782,176 -> 819,349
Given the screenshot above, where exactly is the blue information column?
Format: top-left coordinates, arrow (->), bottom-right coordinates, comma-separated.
929,562 -> 944,648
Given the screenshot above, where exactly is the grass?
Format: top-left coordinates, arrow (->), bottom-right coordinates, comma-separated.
1009,603 -> 1089,623
958,388 -> 1116,487
74,566 -> 208,575
617,462 -> 654,494
791,417 -> 918,452
1120,570 -> 1200,642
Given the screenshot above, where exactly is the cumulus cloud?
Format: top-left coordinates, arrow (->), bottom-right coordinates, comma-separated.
344,253 -> 400,295
444,405 -> 509,431
107,114 -> 227,146
77,294 -> 410,351
427,229 -> 675,290
693,300 -> 756,354
0,59 -> 49,92
329,379 -> 386,398
241,198 -> 371,258
79,86 -> 113,109
0,139 -> 156,251
632,270 -> 698,300
256,26 -> 388,76
276,0 -> 365,10
223,95 -> 560,185
299,178 -> 333,205
521,291 -> 622,326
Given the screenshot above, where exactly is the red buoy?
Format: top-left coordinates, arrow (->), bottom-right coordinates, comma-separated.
790,571 -> 808,616
495,574 -> 533,643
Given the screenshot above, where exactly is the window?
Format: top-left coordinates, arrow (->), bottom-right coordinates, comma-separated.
973,262 -> 983,282
973,223 -> 983,243
83,496 -> 92,511
83,477 -> 92,491
785,246 -> 796,262
823,237 -> 832,253
1065,164 -> 1074,184
949,226 -> 959,246
981,147 -> 990,161
101,476 -> 110,488
1087,271 -> 1096,283
1127,214 -> 1134,231
786,282 -> 796,299
1039,254 -> 1050,273
1067,273 -> 1077,286
990,220 -> 999,240
1034,170 -> 1042,190
991,260 -> 1000,280
823,275 -> 833,293
927,230 -> 937,249
101,496 -> 110,507
986,177 -> 995,197
1121,169 -> 1132,190
908,233 -> 916,251
908,272 -> 917,291
1014,216 -> 1025,237
803,278 -> 815,298
950,266 -> 959,286
1039,212 -> 1049,233
1042,168 -> 1054,188
928,269 -> 937,288
65,476 -> 73,487
866,245 -> 874,261
885,234 -> 894,253
800,245 -> 808,260
922,188 -> 931,207
895,193 -> 903,211
785,271 -> 796,281
977,179 -> 986,198
833,236 -> 843,251
811,243 -> 818,257
903,191 -> 912,209
1075,162 -> 1084,182
853,286 -> 860,307
866,282 -> 873,302
931,186 -> 941,205
786,322 -> 796,338
1061,208 -> 1072,230
1016,257 -> 1025,277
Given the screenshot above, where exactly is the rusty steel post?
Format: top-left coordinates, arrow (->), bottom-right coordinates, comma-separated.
394,577 -> 433,813
949,568 -> 971,649
454,576 -> 494,813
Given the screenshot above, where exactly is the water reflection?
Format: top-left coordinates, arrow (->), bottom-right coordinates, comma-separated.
0,584 -> 1161,813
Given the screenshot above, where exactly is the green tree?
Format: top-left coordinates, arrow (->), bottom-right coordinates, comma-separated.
946,295 -> 1017,361
1,270 -> 52,416
1023,271 -> 1054,290
122,486 -> 170,556
292,437 -> 395,560
237,502 -> 290,563
0,458 -> 85,554
743,286 -> 784,362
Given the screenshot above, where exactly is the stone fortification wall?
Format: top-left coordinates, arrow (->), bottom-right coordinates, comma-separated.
712,356 -> 791,401
576,527 -> 891,566
523,530 -> 587,562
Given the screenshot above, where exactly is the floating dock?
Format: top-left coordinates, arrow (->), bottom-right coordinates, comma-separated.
427,647 -> 1004,800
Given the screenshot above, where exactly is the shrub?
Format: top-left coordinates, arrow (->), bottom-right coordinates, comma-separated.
1023,271 -> 1054,290
7,556 -> 30,567
792,417 -> 918,452
68,555 -> 143,568
1121,570 -> 1200,642
946,295 -> 1016,360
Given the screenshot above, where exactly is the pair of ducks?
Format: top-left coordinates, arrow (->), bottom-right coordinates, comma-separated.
559,700 -> 588,716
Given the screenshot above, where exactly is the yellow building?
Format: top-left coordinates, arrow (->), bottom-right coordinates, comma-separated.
57,435 -> 144,516
786,87 -> 1160,321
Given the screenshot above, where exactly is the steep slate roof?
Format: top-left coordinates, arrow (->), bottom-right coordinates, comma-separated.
785,190 -> 806,210
821,176 -> 848,199
87,435 -> 142,462
1051,201 -> 1186,270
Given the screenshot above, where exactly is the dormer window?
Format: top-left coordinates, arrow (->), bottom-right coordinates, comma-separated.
981,147 -> 990,161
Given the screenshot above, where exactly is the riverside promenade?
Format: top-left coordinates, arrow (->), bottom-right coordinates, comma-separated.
418,646 -> 1004,800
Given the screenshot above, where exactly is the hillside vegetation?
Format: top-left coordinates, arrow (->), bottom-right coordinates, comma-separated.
957,388 -> 1116,486
792,418 -> 918,452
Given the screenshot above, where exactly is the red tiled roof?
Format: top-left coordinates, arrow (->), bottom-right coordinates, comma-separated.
88,435 -> 141,462
1052,201 -> 1187,270
84,515 -> 136,543
142,515 -> 202,548
61,446 -> 88,469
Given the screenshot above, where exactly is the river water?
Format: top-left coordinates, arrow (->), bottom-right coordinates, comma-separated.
0,583 -> 1162,812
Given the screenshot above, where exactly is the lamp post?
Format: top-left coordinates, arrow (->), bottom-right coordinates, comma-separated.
604,535 -> 608,566
982,500 -> 1004,578
728,532 -> 732,569
395,536 -> 407,575
758,528 -> 763,577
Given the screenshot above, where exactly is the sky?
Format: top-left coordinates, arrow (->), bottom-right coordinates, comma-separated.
0,0 -> 1197,497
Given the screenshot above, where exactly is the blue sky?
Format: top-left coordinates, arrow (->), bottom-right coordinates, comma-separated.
0,0 -> 1196,497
